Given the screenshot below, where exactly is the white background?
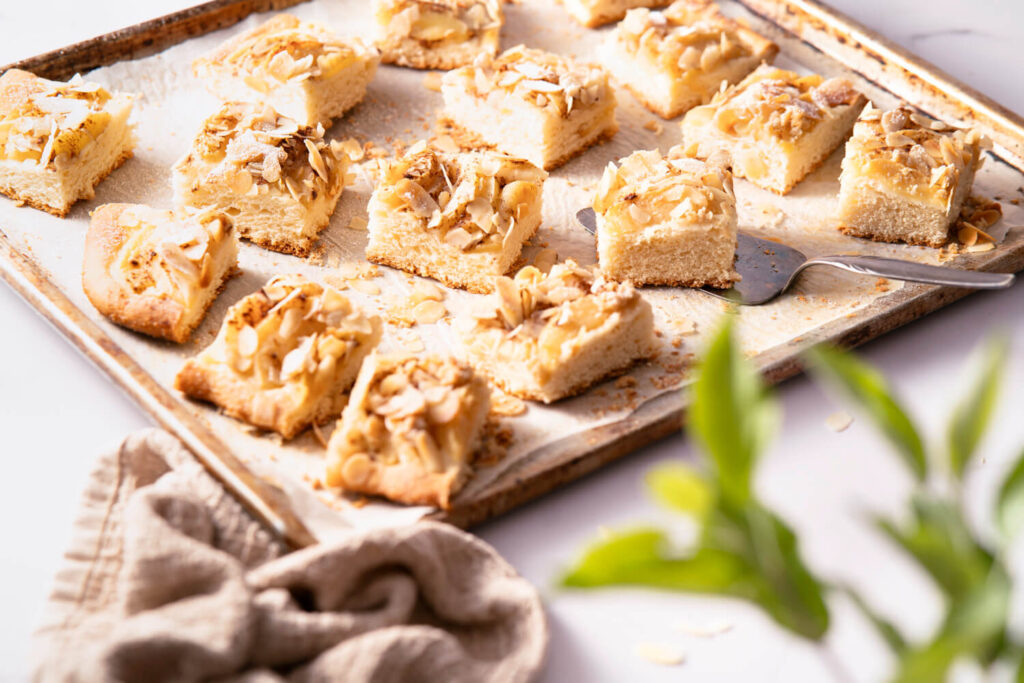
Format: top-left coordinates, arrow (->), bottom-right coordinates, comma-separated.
1,2 -> 1022,681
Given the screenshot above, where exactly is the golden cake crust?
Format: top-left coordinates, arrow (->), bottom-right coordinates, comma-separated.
325,353 -> 490,509
175,274 -> 381,438
366,141 -> 546,292
836,105 -> 984,247
681,65 -> 865,193
0,147 -> 133,218
0,69 -> 136,216
83,204 -> 237,343
459,261 -> 656,403
375,0 -> 504,69
172,102 -> 352,256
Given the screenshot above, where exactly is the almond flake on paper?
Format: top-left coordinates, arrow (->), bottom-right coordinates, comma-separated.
633,642 -> 686,667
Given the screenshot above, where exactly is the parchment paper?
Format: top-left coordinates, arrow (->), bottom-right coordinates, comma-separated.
2,0 -> 1021,540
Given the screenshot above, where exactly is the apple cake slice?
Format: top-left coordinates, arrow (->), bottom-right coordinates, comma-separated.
366,141 -> 546,292
192,14 -> 379,126
604,1 -> 778,119
595,149 -> 738,287
175,274 -> 381,439
441,45 -> 618,170
563,0 -> 672,28
325,353 -> 490,509
680,65 -> 865,194
0,69 -> 135,216
458,261 -> 656,403
837,105 -> 984,247
374,0 -> 503,69
172,102 -> 352,257
83,204 -> 238,343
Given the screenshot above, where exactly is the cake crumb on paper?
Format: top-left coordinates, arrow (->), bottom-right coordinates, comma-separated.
825,411 -> 854,432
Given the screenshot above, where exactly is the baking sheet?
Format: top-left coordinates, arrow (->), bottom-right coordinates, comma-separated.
2,0 -> 1021,540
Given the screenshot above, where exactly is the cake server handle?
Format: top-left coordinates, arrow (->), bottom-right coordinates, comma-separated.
789,255 -> 1015,290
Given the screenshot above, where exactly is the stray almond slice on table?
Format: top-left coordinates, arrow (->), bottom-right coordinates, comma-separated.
633,642 -> 686,667
413,299 -> 447,324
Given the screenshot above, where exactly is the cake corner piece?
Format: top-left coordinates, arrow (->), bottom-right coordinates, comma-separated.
83,204 -> 239,343
365,140 -> 547,292
595,148 -> 739,288
440,45 -> 617,171
458,261 -> 656,403
171,102 -> 353,257
604,1 -> 778,120
0,69 -> 135,217
192,13 -> 380,127
175,274 -> 382,439
324,352 -> 491,509
681,65 -> 865,194
373,0 -> 504,70
837,104 -> 984,248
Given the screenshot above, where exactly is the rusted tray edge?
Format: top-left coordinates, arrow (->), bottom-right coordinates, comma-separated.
738,0 -> 1024,173
0,230 -> 317,549
0,0 -> 306,81
444,235 -> 1024,528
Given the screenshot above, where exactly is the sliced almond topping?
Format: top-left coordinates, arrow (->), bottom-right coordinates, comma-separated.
413,299 -> 447,325
350,279 -> 381,295
532,248 -> 557,273
305,138 -> 329,182
236,325 -> 258,357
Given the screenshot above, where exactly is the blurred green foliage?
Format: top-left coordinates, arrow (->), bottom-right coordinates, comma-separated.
561,316 -> 1020,682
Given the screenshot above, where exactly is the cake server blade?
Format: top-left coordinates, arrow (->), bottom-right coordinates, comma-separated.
574,207 -> 1014,305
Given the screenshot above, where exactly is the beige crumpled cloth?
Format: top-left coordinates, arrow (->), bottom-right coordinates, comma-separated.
32,429 -> 547,683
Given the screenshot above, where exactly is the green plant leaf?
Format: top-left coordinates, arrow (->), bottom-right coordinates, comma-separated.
840,587 -> 907,653
560,528 -> 746,591
948,334 -> 1010,477
876,496 -> 992,599
806,345 -> 926,481
736,505 -> 830,640
689,316 -> 778,508
894,569 -> 1010,682
646,463 -> 713,522
998,449 -> 1024,540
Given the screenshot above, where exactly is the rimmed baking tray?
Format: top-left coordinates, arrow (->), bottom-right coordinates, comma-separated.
2,0 -> 1022,548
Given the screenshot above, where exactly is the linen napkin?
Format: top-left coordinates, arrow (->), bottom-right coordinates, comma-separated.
32,429 -> 547,682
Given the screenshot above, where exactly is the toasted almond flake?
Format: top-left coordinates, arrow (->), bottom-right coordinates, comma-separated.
957,224 -> 979,247
412,280 -> 445,302
305,138 -> 329,181
532,248 -> 557,273
633,642 -> 685,667
967,241 -> 995,253
350,279 -> 381,295
236,325 -> 258,357
423,72 -> 443,92
348,216 -> 368,231
490,388 -> 526,416
311,421 -> 328,448
825,411 -> 854,432
673,619 -> 735,638
413,299 -> 447,324
434,134 -> 460,154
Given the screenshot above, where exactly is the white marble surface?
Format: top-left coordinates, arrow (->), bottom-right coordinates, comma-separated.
1,2 -> 1022,681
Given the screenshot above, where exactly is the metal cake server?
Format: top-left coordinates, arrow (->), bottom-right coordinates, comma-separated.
575,208 -> 1014,305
